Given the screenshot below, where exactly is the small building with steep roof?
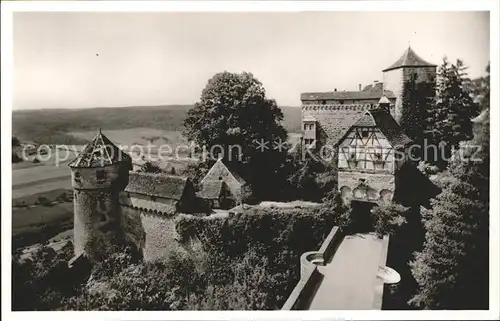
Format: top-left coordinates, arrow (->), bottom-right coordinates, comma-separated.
120,172 -> 198,215
196,180 -> 234,209
199,158 -> 247,208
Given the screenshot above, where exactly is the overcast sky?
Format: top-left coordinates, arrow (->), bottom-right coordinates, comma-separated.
13,11 -> 490,110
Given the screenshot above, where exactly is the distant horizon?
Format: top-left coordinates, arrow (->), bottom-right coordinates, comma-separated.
13,11 -> 490,110
11,103 -> 303,112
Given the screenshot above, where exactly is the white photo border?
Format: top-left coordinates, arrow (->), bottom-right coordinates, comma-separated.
1,1 -> 499,320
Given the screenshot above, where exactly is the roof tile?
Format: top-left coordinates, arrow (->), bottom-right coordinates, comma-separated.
125,172 -> 189,200
68,130 -> 131,168
383,47 -> 436,72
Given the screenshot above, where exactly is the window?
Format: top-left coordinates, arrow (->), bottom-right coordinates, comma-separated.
96,169 -> 106,181
362,131 -> 369,138
74,172 -> 81,183
151,196 -> 156,201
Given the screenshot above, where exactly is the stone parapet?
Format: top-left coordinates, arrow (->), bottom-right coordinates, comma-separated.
282,226 -> 343,310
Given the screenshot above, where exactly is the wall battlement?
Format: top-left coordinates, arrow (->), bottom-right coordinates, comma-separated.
302,104 -> 395,112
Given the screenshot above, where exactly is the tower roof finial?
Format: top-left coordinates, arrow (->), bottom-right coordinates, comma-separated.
99,128 -> 102,134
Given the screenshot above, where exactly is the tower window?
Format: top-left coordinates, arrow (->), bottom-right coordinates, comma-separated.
74,172 -> 81,183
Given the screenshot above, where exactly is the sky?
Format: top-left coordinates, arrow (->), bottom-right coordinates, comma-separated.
13,11 -> 490,110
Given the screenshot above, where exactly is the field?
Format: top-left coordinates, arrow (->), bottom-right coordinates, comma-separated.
12,190 -> 74,249
13,105 -> 301,145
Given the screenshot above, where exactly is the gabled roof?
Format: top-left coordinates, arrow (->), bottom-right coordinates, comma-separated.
125,172 -> 190,200
362,109 -> 413,146
336,109 -> 412,147
378,96 -> 391,104
197,181 -> 225,199
201,158 -> 246,186
68,130 -> 131,168
301,82 -> 396,101
383,47 -> 436,72
316,108 -> 368,146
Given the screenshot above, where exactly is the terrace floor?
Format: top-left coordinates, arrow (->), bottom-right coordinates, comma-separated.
308,232 -> 389,310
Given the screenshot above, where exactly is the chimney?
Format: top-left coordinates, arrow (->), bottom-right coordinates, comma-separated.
334,88 -> 337,92
374,80 -> 379,86
359,84 -> 362,91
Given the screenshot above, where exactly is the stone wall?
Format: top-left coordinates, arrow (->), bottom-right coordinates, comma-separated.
119,192 -> 177,215
73,188 -> 124,261
121,206 -> 181,262
338,170 -> 395,203
282,226 -> 343,310
302,98 -> 394,105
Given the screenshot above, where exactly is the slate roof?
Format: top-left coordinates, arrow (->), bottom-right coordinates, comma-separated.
301,82 -> 396,101
366,109 -> 413,147
322,109 -> 368,146
226,163 -> 247,185
125,172 -> 189,200
383,47 -> 436,72
333,109 -> 412,147
68,130 -> 131,168
202,158 -> 247,186
197,181 -> 225,199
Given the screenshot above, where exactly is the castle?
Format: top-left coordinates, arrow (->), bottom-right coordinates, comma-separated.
68,47 -> 439,262
300,46 -> 438,205
68,131 -> 249,262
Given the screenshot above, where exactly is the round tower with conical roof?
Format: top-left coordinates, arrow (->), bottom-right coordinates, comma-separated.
68,130 -> 132,261
382,46 -> 437,124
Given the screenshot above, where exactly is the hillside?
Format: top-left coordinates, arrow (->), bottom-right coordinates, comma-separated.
13,105 -> 302,144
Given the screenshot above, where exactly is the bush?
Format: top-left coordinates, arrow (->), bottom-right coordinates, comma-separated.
175,200 -> 348,309
36,196 -> 53,207
138,161 -> 163,174
370,203 -> 409,238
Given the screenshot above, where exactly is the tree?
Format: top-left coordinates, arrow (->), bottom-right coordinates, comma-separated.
409,70 -> 489,309
138,161 -> 163,174
427,58 -> 479,167
400,72 -> 435,161
467,63 -> 490,111
183,72 -> 288,200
